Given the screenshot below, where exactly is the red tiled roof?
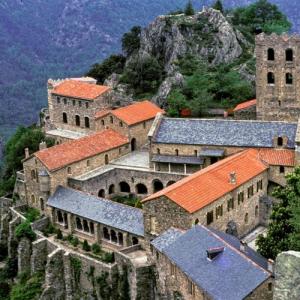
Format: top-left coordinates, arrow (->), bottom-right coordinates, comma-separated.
233,99 -> 257,112
111,101 -> 164,125
95,109 -> 111,119
35,129 -> 128,171
52,80 -> 110,100
259,148 -> 295,167
143,149 -> 268,213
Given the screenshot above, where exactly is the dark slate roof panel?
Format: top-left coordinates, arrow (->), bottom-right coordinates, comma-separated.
153,118 -> 297,149
151,228 -> 184,252
153,225 -> 271,300
47,186 -> 144,236
151,154 -> 204,165
199,148 -> 225,157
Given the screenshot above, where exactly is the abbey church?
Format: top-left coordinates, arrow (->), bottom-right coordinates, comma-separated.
1,31 -> 300,300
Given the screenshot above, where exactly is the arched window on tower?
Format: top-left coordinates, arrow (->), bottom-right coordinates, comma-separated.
267,72 -> 275,84
85,117 -> 90,128
286,48 -> 293,61
63,112 -> 68,124
75,115 -> 80,126
286,73 -> 293,85
267,48 -> 275,61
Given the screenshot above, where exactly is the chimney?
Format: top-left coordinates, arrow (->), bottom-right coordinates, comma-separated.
206,247 -> 224,260
229,171 -> 237,184
39,141 -> 47,151
24,148 -> 29,159
240,240 -> 247,252
267,259 -> 274,273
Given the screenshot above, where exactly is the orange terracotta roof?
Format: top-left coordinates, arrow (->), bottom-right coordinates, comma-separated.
35,129 -> 128,171
143,149 -> 268,213
52,80 -> 110,100
111,101 -> 164,125
233,99 -> 257,112
259,148 -> 295,167
95,109 -> 111,119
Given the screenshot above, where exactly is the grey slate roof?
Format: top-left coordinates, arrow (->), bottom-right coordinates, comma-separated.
151,225 -> 271,300
199,148 -> 225,157
47,186 -> 144,236
151,228 -> 184,252
151,154 -> 204,165
153,118 -> 297,149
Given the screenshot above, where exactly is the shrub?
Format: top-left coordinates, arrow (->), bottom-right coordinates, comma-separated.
71,237 -> 79,247
184,1 -> 195,16
102,252 -> 114,263
0,257 -> 18,280
42,223 -> 56,237
0,243 -> 8,261
15,221 -> 36,241
56,229 -> 63,240
82,240 -> 91,252
24,207 -> 40,222
92,243 -> 102,255
122,26 -> 141,56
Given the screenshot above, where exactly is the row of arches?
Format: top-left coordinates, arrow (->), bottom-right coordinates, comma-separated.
267,48 -> 293,61
62,113 -> 90,128
97,179 -> 176,198
267,72 -> 293,85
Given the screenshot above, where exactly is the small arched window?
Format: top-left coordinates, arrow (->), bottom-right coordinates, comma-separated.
255,205 -> 259,217
85,102 -> 89,108
63,112 -> 68,124
110,116 -> 114,124
267,48 -> 275,61
119,121 -> 123,127
267,72 -> 275,84
75,115 -> 80,126
286,73 -> 293,85
87,160 -> 90,167
101,120 -> 105,126
85,117 -> 90,128
175,149 -> 179,156
157,148 -> 160,154
286,48 -> 293,61
194,150 -> 198,157
67,167 -> 72,175
278,136 -> 283,146
244,213 -> 249,224
31,170 -> 36,180
63,98 -> 67,105
194,218 -> 199,225
105,154 -> 109,165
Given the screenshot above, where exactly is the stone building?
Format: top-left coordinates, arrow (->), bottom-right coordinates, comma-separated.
95,100 -> 164,151
47,78 -> 112,135
256,33 -> 300,122
143,149 -> 270,239
19,129 -> 129,210
233,99 -> 257,120
148,114 -> 297,175
151,225 -> 273,300
47,186 -> 144,248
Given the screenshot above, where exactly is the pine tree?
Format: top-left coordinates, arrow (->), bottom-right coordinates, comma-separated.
184,1 -> 195,16
213,0 -> 223,13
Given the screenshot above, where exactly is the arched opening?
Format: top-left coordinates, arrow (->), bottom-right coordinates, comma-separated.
244,213 -> 249,224
267,48 -> 275,61
131,138 -> 137,151
132,237 -> 139,245
153,179 -> 164,193
267,72 -> 275,84
40,198 -> 44,211
110,116 -> 114,124
67,167 -> 72,175
111,230 -> 117,243
118,232 -> 124,245
31,194 -> 36,204
109,184 -> 115,194
31,170 -> 36,180
105,154 -> 109,165
194,218 -> 199,225
63,112 -> 68,124
103,227 -> 110,240
286,73 -> 293,84
76,217 -> 82,230
83,219 -> 89,232
286,48 -> 293,61
90,222 -> 94,235
119,121 -> 123,127
101,120 -> 105,126
98,189 -> 105,198
255,205 -> 259,217
278,137 -> 283,146
119,181 -> 131,193
166,181 -> 176,187
136,183 -> 148,194
175,149 -> 179,156
85,117 -> 90,128
75,115 -> 80,126
57,211 -> 63,223
63,213 -> 68,229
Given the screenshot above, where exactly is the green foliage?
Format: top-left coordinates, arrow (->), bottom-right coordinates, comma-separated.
10,272 -> 43,300
213,0 -> 223,13
70,257 -> 81,288
15,220 -> 36,241
102,252 -> 115,264
112,195 -> 142,208
119,266 -> 130,300
86,54 -> 126,84
122,26 -> 141,56
0,242 -> 8,261
24,207 -> 40,222
56,228 -> 63,240
231,0 -> 291,35
82,239 -> 91,252
71,236 -> 79,247
256,167 -> 300,259
0,257 -> 18,280
42,223 -> 56,237
121,56 -> 163,96
96,272 -> 111,300
92,243 -> 102,255
184,1 -> 195,16
0,281 -> 10,300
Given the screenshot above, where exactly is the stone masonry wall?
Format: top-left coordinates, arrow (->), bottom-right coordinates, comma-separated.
234,105 -> 257,120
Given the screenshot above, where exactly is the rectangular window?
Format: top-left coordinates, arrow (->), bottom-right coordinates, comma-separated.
247,185 -> 254,198
227,198 -> 234,211
216,205 -> 223,219
187,280 -> 195,295
257,180 -> 263,192
280,166 -> 285,174
206,210 -> 214,225
238,192 -> 244,205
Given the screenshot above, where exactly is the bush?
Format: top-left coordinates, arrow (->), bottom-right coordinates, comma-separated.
0,257 -> 18,280
82,240 -> 91,252
184,1 -> 195,16
92,243 -> 102,255
102,252 -> 114,263
122,26 -> 141,56
42,223 -> 56,237
15,221 -> 36,241
0,281 -> 10,300
24,207 -> 40,222
71,237 -> 79,248
213,0 -> 223,13
56,229 -> 63,240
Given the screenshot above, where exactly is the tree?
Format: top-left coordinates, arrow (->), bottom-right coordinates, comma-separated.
184,1 -> 195,16
82,239 -> 91,252
122,26 -> 141,56
213,0 -> 223,13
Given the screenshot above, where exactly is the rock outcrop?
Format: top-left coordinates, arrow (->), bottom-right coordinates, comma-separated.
274,251 -> 300,300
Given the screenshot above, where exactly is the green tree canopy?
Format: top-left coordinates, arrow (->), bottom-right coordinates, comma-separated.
122,26 -> 142,56
184,1 -> 195,16
232,0 -> 291,34
213,0 -> 223,13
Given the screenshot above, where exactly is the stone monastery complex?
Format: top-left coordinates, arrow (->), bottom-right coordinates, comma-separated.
1,33 -> 300,299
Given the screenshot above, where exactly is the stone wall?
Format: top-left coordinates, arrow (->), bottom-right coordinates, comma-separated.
234,105 -> 257,120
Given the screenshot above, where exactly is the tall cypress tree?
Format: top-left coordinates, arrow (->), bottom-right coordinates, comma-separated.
213,0 -> 223,13
184,1 -> 195,16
